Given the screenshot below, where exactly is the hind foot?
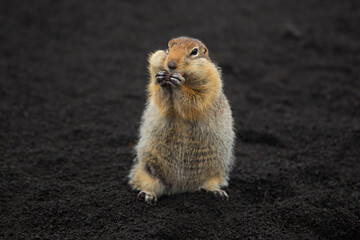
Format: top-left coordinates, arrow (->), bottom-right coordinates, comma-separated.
202,176 -> 229,200
137,190 -> 157,205
212,189 -> 229,201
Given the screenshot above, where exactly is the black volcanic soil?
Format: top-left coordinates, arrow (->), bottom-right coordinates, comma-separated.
1,0 -> 360,239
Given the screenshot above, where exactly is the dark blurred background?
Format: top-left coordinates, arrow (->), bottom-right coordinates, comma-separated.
1,0 -> 359,239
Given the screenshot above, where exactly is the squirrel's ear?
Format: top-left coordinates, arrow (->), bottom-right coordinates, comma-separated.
168,39 -> 175,48
203,47 -> 209,56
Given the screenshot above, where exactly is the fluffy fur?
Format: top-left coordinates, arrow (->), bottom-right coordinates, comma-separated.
128,37 -> 235,204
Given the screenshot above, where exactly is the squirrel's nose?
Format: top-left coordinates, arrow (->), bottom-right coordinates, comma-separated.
167,60 -> 177,71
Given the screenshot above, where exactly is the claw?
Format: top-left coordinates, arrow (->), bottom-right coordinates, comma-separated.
156,71 -> 169,77
137,191 -> 157,205
156,71 -> 170,85
169,77 -> 182,87
212,189 -> 229,201
168,73 -> 185,87
171,73 -> 185,83
155,71 -> 185,88
156,76 -> 166,84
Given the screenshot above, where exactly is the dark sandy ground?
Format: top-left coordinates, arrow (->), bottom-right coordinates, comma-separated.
1,0 -> 360,239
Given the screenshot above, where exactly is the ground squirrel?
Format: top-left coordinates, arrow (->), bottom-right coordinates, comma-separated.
128,37 -> 235,205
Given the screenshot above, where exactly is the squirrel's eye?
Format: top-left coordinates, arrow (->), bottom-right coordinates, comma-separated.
190,48 -> 198,56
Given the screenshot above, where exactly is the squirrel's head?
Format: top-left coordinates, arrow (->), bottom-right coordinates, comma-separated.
164,37 -> 209,74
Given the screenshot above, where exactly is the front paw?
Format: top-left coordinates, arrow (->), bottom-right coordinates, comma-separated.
155,71 -> 185,88
155,70 -> 171,86
168,72 -> 185,87
138,190 -> 157,205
